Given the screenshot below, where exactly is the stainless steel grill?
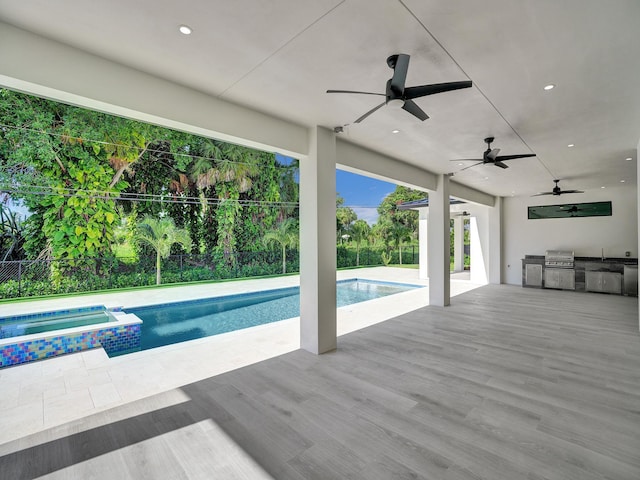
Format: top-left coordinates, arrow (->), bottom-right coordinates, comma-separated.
545,250 -> 575,269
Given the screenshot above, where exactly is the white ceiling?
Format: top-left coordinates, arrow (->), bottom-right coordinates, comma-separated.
1,0 -> 638,197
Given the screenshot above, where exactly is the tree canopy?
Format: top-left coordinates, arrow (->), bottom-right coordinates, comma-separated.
0,89 -> 299,267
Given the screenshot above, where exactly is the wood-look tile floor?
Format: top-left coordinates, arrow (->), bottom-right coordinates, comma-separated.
1,285 -> 639,479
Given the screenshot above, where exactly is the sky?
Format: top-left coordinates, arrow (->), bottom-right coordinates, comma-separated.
276,153 -> 396,225
336,170 -> 395,225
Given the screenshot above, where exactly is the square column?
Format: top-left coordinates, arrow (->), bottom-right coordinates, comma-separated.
419,209 -> 428,279
488,196 -> 502,284
427,174 -> 451,306
453,215 -> 464,272
300,126 -> 337,354
470,210 -> 488,285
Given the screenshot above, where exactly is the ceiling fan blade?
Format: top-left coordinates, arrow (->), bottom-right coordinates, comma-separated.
559,189 -> 584,194
486,148 -> 501,160
457,161 -> 485,172
404,80 -> 472,100
450,158 -> 483,162
354,101 -> 386,123
494,153 -> 536,161
494,161 -> 509,169
326,89 -> 385,96
390,54 -> 410,95
531,192 -> 554,196
401,99 -> 429,121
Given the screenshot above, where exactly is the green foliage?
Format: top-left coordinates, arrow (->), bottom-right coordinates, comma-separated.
350,219 -> 371,266
0,203 -> 24,260
381,251 -> 392,266
112,207 -> 138,261
263,218 -> 298,274
0,89 -> 301,270
375,185 -> 424,262
136,215 -> 192,285
377,186 -> 424,231
336,199 -> 357,242
0,89 -> 169,267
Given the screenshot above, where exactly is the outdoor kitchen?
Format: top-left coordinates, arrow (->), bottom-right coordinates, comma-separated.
522,250 -> 638,296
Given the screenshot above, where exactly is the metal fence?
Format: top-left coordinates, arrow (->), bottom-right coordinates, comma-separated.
336,245 -> 418,268
0,246 -> 418,299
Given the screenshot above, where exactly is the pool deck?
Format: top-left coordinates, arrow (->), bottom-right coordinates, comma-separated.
0,267 -> 480,446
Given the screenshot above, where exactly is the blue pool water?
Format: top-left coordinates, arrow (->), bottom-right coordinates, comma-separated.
0,306 -> 115,339
121,279 -> 420,354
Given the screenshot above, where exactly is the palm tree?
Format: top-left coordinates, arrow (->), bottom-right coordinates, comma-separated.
350,219 -> 371,266
136,215 -> 192,285
190,140 -> 260,262
263,218 -> 298,274
336,207 -> 357,244
388,222 -> 412,265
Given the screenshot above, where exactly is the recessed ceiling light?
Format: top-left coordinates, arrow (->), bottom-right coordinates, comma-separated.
601,186 -> 606,189
392,129 -> 400,134
178,25 -> 192,35
543,84 -> 555,91
626,157 -> 632,161
458,163 -> 464,166
620,180 -> 626,183
484,177 -> 489,180
567,144 -> 574,148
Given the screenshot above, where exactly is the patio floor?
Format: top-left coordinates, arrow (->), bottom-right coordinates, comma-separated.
0,267 -> 480,445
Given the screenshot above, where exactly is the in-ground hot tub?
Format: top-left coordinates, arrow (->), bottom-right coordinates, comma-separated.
0,306 -> 142,368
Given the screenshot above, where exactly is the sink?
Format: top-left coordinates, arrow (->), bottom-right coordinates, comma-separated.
584,262 -> 609,272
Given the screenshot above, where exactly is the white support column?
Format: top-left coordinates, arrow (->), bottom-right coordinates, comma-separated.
637,138 -> 640,331
470,209 -> 489,285
419,209 -> 429,279
427,174 -> 451,306
488,196 -> 503,284
453,216 -> 464,272
300,126 -> 337,354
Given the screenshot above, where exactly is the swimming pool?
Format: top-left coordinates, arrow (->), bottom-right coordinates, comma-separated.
122,279 -> 420,355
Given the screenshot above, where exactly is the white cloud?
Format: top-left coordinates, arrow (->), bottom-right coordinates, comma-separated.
353,207 -> 379,225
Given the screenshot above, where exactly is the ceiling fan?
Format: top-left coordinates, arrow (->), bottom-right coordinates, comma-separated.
451,211 -> 470,217
453,137 -> 536,171
327,54 -> 472,124
560,205 -> 582,216
532,179 -> 584,196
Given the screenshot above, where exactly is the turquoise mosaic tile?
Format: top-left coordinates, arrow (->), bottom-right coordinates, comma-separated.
1,323 -> 141,368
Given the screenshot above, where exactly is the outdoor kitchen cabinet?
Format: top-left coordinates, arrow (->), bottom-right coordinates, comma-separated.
585,271 -> 623,294
624,265 -> 638,296
524,264 -> 543,287
544,268 -> 575,290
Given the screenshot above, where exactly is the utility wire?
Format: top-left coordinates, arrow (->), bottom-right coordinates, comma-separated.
0,183 -> 299,207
